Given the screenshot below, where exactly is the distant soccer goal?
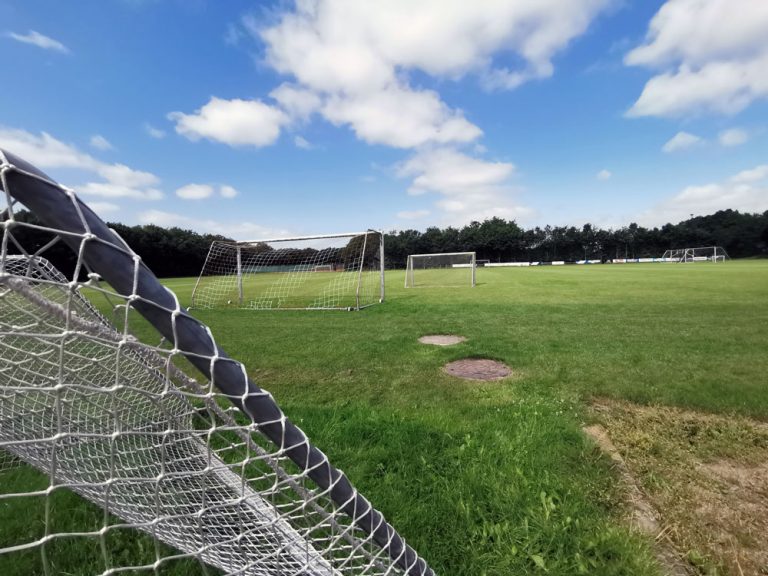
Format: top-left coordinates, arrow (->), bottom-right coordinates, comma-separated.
662,246 -> 730,263
191,231 -> 385,310
405,252 -> 476,288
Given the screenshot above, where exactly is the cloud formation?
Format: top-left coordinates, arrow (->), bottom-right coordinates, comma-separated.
176,183 -> 214,200
7,30 -> 69,53
639,163 -> 768,225
718,128 -> 748,147
397,148 -> 532,224
626,0 -> 768,117
0,127 -> 163,200
89,135 -> 114,151
596,169 -> 612,181
144,123 -> 166,139
138,209 -> 286,240
172,1 -> 612,153
176,183 -> 239,200
662,131 -> 703,152
170,97 -> 287,147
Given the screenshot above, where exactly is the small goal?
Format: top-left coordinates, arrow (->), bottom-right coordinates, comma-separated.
191,231 -> 385,310
662,246 -> 730,263
405,252 -> 476,288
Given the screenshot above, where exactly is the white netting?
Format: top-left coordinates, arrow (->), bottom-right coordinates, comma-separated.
0,150 -> 431,576
661,246 -> 730,263
191,235 -> 383,310
404,253 -> 476,288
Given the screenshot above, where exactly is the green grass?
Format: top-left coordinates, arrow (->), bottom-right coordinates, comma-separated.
3,261 -> 768,575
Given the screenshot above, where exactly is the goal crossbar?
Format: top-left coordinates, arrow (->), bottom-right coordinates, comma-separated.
239,231 -> 376,244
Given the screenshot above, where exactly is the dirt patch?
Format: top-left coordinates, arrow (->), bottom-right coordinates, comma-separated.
584,425 -> 693,576
418,334 -> 467,346
588,398 -> 768,576
443,358 -> 511,380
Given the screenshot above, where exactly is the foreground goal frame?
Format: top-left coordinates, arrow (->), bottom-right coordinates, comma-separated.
0,149 -> 432,576
405,252 -> 476,288
192,231 -> 385,311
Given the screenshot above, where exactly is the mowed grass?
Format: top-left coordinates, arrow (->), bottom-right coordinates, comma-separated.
3,261 -> 767,575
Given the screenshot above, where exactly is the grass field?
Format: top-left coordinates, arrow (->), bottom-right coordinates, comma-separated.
2,260 -> 767,575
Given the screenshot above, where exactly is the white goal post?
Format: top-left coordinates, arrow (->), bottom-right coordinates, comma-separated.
191,231 -> 385,310
661,246 -> 730,263
0,149 -> 433,576
405,252 -> 476,288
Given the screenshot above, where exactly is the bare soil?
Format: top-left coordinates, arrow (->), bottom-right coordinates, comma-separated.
418,335 -> 467,346
587,398 -> 768,576
442,358 -> 511,380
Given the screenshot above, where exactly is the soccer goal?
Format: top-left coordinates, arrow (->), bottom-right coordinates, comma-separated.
191,232 -> 384,310
405,252 -> 476,288
662,246 -> 730,263
0,149 -> 433,576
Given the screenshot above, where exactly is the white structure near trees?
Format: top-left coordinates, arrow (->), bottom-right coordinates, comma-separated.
661,246 -> 730,263
405,252 -> 477,288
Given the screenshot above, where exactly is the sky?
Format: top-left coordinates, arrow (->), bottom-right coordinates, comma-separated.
1,0 -> 767,239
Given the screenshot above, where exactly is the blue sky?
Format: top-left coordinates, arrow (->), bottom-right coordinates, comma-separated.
2,0 -> 767,239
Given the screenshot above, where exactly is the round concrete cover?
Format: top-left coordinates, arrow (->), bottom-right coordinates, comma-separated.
443,358 -> 512,380
418,335 -> 467,346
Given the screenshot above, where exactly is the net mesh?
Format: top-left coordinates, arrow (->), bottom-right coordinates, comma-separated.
191,236 -> 383,310
0,150 -> 431,576
404,253 -> 475,288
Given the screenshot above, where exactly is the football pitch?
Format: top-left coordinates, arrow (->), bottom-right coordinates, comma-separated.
3,260 -> 767,575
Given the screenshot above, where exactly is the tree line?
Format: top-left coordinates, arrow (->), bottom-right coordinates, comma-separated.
384,210 -> 768,267
8,209 -> 767,277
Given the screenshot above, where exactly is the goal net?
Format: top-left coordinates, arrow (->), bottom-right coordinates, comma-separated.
191,233 -> 384,311
0,149 -> 432,576
661,246 -> 730,263
405,252 -> 476,288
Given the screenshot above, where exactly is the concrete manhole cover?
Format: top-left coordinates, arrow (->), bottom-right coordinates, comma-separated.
418,335 -> 466,346
443,358 -> 512,381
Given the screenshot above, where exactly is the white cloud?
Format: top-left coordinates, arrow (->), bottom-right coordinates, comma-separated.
639,163 -> 768,225
174,183 -> 238,200
7,30 -> 69,53
138,209 -> 287,240
294,135 -> 313,149
397,209 -> 430,220
662,131 -> 702,152
0,127 -> 163,200
219,184 -> 238,198
89,134 -> 113,151
397,148 -> 532,224
169,97 -> 287,147
322,87 -> 481,149
144,123 -> 166,139
626,0 -> 768,117
258,1 -> 613,92
176,183 -> 214,200
731,164 -> 768,183
221,0 -> 613,150
270,83 -> 322,121
79,182 -> 163,201
718,128 -> 748,147
596,169 -> 611,181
